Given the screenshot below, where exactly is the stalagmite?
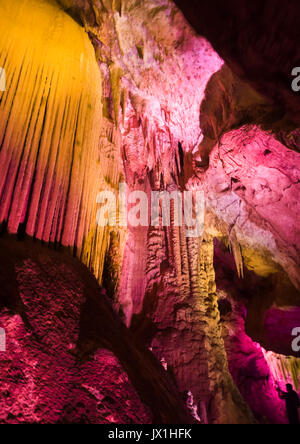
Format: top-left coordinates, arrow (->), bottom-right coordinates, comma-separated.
109,64 -> 123,126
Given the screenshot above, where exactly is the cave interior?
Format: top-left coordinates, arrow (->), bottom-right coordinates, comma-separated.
0,0 -> 299,425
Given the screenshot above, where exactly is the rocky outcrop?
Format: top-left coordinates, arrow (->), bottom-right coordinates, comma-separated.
197,125 -> 300,289
0,0 -> 300,425
0,235 -> 191,424
196,64 -> 293,165
174,0 -> 300,128
214,240 -> 300,424
134,235 -> 255,424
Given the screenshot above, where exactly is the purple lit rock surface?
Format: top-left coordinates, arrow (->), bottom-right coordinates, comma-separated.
0,0 -> 299,425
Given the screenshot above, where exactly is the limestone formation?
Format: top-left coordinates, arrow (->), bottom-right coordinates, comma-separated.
0,0 -> 299,424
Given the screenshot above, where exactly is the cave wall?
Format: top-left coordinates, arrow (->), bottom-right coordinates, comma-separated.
0,235 -> 191,424
174,0 -> 300,129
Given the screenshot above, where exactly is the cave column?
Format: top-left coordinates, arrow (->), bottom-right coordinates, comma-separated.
150,229 -> 254,423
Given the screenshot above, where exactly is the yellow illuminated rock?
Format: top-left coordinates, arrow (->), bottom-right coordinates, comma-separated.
0,0 -> 119,280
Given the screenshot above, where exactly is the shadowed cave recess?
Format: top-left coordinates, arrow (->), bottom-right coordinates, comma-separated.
0,0 -> 299,425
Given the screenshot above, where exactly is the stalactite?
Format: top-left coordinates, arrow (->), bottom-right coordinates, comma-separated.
229,236 -> 244,278
121,88 -> 128,126
112,0 -> 122,15
263,349 -> 300,390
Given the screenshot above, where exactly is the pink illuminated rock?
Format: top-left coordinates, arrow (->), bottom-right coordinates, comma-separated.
200,125 -> 300,288
0,236 -> 190,424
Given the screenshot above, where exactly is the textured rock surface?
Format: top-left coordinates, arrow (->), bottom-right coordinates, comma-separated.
0,235 -> 191,424
0,0 -> 300,425
199,125 -> 300,289
214,241 -> 300,424
132,236 -> 255,424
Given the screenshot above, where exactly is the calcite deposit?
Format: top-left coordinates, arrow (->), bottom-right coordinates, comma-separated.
0,0 -> 299,425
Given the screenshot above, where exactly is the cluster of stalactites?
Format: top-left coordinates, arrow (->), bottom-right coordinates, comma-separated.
119,90 -> 185,192
0,0 -> 123,283
262,348 -> 300,391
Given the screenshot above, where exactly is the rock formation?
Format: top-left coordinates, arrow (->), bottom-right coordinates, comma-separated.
0,0 -> 299,424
